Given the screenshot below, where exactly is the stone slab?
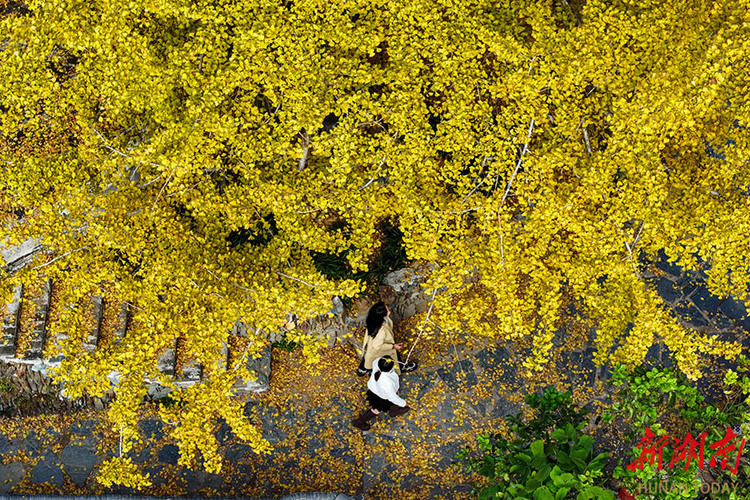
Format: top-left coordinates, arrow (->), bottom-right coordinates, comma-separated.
30,455 -> 64,487
158,444 -> 180,465
60,443 -> 97,486
0,462 -> 24,494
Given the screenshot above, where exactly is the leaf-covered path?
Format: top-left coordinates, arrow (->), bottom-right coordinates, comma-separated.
0,333 -> 547,498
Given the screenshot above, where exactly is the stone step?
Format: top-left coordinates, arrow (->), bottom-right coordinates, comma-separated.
114,301 -> 130,342
0,237 -> 42,274
83,296 -> 104,351
173,334 -> 203,387
156,339 -> 177,377
24,280 -> 52,360
232,320 -> 271,394
0,285 -> 23,357
177,361 -> 203,388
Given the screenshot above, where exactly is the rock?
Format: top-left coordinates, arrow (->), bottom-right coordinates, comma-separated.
400,472 -> 421,491
156,344 -> 177,376
330,447 -> 356,466
330,296 -> 345,316
30,455 -> 64,487
225,444 -> 252,462
70,420 -> 97,436
25,279 -> 52,360
147,384 -> 172,400
0,462 -> 24,493
561,348 -> 597,385
259,406 -> 288,445
362,452 -> 386,491
60,443 -> 98,486
306,437 -> 325,454
435,441 -> 463,468
492,398 -> 522,418
382,268 -> 424,294
242,400 -> 257,418
476,346 -> 512,372
0,434 -> 21,455
24,431 -> 45,458
130,447 -> 152,465
84,296 -> 104,351
158,444 -> 180,465
674,303 -> 709,328
436,397 -> 456,422
654,249 -> 682,276
0,285 -> 23,357
215,419 -> 233,445
186,469 -> 224,494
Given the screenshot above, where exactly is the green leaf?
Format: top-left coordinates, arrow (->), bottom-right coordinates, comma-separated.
550,428 -> 566,441
578,435 -> 594,453
555,487 -> 571,500
557,450 -> 572,469
530,440 -> 545,458
479,483 -> 499,499
533,486 -> 555,500
516,453 -> 532,464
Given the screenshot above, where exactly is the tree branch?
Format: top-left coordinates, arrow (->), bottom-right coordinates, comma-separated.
405,287 -> 438,365
501,118 -> 534,206
31,245 -> 89,270
277,272 -> 316,288
582,120 -> 592,157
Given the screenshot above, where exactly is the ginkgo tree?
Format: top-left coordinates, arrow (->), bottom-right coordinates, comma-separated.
1,0 -> 749,484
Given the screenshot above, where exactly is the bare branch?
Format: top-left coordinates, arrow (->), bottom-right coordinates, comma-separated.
501,118 -> 534,206
359,156 -> 387,191
32,245 -> 89,270
152,170 -> 174,210
582,120 -> 592,157
439,207 -> 485,215
138,175 -> 162,189
405,287 -> 439,365
277,272 -> 316,288
461,177 -> 485,204
298,131 -> 309,170
359,176 -> 377,191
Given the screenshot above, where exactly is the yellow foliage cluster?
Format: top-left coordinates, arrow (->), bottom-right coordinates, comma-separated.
97,456 -> 152,489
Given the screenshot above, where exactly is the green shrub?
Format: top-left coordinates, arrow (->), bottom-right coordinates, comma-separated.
457,387 -> 614,500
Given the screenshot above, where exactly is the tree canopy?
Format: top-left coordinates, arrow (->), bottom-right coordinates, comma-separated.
1,0 -> 749,482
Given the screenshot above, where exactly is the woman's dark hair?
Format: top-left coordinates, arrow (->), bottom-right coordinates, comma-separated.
374,356 -> 395,381
366,301 -> 389,337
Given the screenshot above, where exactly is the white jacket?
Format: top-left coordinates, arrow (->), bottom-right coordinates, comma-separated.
368,357 -> 407,407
